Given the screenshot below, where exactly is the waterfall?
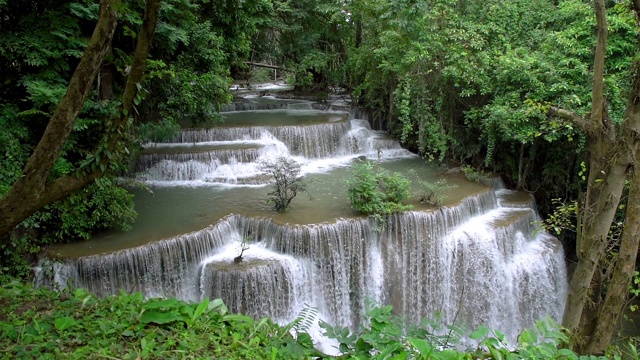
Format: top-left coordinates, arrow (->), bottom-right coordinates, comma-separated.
36,102 -> 567,346
137,116 -> 412,185
168,122 -> 350,159
37,187 -> 566,341
220,100 -> 289,112
135,148 -> 264,173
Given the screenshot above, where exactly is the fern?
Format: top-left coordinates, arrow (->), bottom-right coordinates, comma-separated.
292,306 -> 318,335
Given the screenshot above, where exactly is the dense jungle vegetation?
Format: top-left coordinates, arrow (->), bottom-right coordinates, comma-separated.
2,0 -> 640,355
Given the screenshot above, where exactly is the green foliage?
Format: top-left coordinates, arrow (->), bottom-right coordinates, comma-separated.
461,165 -> 491,184
290,306 -> 318,335
0,279 -> 324,359
138,119 -> 181,143
340,0 -> 635,240
250,67 -> 275,83
0,106 -> 30,196
259,156 -> 309,212
418,178 -> 457,206
251,0 -> 349,91
541,199 -> 578,236
347,161 -> 412,220
322,302 -> 630,360
16,177 -> 137,246
0,235 -> 41,279
2,279 -> 638,359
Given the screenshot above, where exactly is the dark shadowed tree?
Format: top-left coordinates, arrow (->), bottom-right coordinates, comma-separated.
0,0 -> 161,237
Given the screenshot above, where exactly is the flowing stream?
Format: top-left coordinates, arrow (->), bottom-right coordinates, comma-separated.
37,95 -> 567,346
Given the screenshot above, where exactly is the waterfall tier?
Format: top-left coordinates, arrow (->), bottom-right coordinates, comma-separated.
37,101 -> 567,346
37,187 -> 566,342
136,112 -> 413,185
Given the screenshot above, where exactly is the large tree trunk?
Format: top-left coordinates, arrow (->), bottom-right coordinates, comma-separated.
0,0 -> 161,238
588,166 -> 640,354
559,0 -> 640,353
585,54 -> 640,353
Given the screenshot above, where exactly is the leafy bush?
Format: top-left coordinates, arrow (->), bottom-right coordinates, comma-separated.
0,235 -> 41,279
259,156 -> 309,212
27,177 -> 137,244
461,165 -> 491,184
347,161 -> 412,219
1,279 -> 636,359
1,177 -> 137,278
418,178 -> 457,206
321,301 -> 634,360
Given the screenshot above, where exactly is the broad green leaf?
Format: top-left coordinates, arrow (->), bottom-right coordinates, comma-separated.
556,348 -> 578,359
488,346 -> 505,360
139,310 -> 182,324
222,314 -> 254,324
54,317 -> 76,331
143,298 -> 180,310
192,297 -> 209,322
408,337 -> 432,356
470,326 -> 489,340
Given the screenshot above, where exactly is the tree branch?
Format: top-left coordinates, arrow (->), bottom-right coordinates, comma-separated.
591,0 -> 607,129
0,0 -> 162,237
0,0 -> 118,236
548,106 -> 595,134
245,62 -> 293,72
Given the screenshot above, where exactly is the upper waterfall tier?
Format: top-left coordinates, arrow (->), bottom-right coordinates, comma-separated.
135,109 -> 413,185
168,111 -> 350,159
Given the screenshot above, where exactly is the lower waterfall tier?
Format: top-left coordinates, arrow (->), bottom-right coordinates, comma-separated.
35,187 -> 567,344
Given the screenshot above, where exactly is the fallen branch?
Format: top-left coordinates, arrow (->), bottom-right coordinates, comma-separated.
245,62 -> 293,72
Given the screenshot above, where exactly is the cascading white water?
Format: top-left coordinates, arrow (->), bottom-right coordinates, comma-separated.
169,122 -> 350,158
136,112 -> 412,185
36,101 -> 567,347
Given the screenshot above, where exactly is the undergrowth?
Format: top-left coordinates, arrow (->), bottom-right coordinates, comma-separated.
0,279 -> 321,359
0,278 -> 637,359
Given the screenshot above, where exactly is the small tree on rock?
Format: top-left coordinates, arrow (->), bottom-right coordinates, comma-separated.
259,156 -> 308,212
233,238 -> 250,264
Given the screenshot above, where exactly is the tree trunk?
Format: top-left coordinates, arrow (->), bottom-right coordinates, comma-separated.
517,143 -> 526,190
0,0 -> 118,237
0,0 -> 162,238
355,19 -> 362,48
588,166 -> 640,354
560,0 -> 640,353
586,55 -> 640,353
109,0 -> 161,150
99,63 -> 115,100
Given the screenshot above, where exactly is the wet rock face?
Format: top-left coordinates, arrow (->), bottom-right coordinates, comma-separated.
201,258 -> 294,319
